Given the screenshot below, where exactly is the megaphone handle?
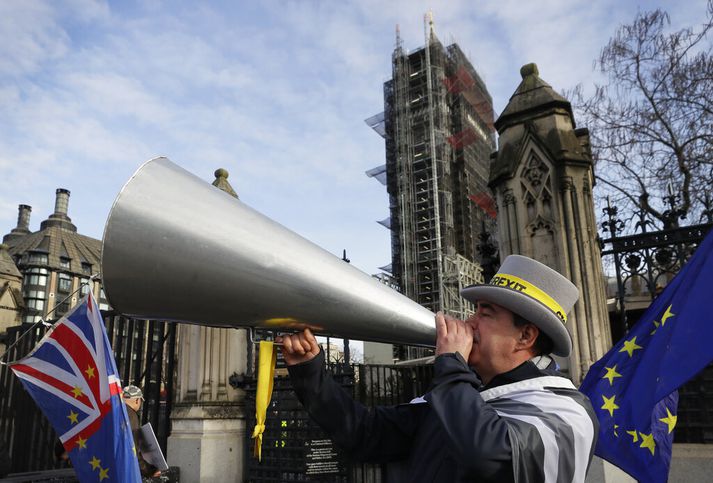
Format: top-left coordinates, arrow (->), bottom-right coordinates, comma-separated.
247,327 -> 284,346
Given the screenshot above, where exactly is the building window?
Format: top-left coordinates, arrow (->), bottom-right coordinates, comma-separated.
24,314 -> 42,324
26,289 -> 46,299
24,268 -> 49,288
26,297 -> 45,312
28,251 -> 48,265
60,257 -> 71,269
58,273 -> 72,293
80,278 -> 91,296
82,263 -> 92,275
99,287 -> 110,311
24,288 -> 46,323
55,300 -> 70,317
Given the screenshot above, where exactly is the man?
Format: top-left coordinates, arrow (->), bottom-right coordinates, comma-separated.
122,385 -> 160,478
280,255 -> 598,482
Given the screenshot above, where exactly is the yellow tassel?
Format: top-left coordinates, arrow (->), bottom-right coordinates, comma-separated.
252,341 -> 277,461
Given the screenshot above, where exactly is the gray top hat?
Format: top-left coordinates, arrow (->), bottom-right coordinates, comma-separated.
461,255 -> 579,357
122,384 -> 143,399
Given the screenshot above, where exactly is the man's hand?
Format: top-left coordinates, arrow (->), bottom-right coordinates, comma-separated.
277,328 -> 321,366
435,311 -> 473,360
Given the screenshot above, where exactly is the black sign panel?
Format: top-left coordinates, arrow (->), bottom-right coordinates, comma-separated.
305,438 -> 341,475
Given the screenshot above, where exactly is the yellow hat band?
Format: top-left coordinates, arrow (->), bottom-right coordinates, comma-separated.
489,273 -> 567,323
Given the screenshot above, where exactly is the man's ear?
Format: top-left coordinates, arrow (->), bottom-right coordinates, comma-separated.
516,323 -> 539,351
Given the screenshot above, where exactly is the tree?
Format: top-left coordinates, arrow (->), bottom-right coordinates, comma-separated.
574,1 -> 713,229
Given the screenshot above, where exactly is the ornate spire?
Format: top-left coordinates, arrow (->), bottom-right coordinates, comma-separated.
212,168 -> 239,199
495,62 -> 573,133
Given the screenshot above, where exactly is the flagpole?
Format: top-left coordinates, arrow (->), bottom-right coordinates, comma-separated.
0,273 -> 100,365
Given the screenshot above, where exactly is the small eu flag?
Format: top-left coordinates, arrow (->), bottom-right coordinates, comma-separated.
10,292 -> 141,482
580,227 -> 713,483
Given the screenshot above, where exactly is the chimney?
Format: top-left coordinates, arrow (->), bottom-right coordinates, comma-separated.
39,188 -> 77,232
54,189 -> 70,216
2,205 -> 33,245
16,205 -> 32,232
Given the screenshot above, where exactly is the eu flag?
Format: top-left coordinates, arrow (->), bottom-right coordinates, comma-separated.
580,227 -> 713,482
10,292 -> 141,482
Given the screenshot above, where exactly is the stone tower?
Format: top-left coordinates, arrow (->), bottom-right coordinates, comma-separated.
490,63 -> 611,382
366,17 -> 496,361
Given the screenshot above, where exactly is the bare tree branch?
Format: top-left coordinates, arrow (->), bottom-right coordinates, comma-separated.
573,2 -> 713,229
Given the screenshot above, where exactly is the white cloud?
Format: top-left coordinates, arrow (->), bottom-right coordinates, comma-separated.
0,1 -> 69,76
0,0 -> 709,275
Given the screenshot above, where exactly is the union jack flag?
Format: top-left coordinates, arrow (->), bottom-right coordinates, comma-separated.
10,292 -> 141,482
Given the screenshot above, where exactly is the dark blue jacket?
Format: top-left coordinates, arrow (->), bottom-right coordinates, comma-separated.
288,350 -> 597,482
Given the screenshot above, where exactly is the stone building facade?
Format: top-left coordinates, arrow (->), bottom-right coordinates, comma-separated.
1,189 -> 107,327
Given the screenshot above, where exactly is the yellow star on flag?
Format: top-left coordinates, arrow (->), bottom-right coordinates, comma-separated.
99,467 -> 109,481
660,305 -> 675,326
619,337 -> 642,357
85,365 -> 95,379
603,365 -> 623,385
650,320 -> 660,335
76,436 -> 87,449
614,424 -> 619,437
67,411 -> 79,424
89,456 -> 101,470
72,386 -> 83,398
601,394 -> 620,417
640,432 -> 656,455
659,408 -> 678,433
626,429 -> 639,442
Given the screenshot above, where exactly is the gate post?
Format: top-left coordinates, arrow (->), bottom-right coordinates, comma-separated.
167,324 -> 249,482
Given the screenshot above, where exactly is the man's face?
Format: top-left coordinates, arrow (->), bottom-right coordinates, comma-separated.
464,301 -> 521,382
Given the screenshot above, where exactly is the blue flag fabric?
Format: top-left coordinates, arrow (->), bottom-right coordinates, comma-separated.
580,228 -> 713,483
10,292 -> 141,482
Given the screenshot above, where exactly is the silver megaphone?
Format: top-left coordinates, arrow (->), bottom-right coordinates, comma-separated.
101,157 -> 436,346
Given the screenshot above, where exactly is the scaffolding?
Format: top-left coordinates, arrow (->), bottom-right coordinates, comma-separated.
443,253 -> 485,319
366,15 -> 497,334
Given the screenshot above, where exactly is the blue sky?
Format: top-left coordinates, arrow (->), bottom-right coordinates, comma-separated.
0,0 -> 707,276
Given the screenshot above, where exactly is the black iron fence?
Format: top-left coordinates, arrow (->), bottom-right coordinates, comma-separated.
244,361 -> 434,482
0,313 -> 177,474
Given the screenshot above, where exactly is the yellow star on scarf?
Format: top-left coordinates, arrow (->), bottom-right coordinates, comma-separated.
67,411 -> 79,424
603,365 -> 622,385
619,337 -> 642,357
85,365 -> 95,379
89,456 -> 101,470
659,408 -> 677,433
76,436 -> 87,449
99,467 -> 109,481
640,432 -> 656,455
72,386 -> 83,398
601,395 -> 620,417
